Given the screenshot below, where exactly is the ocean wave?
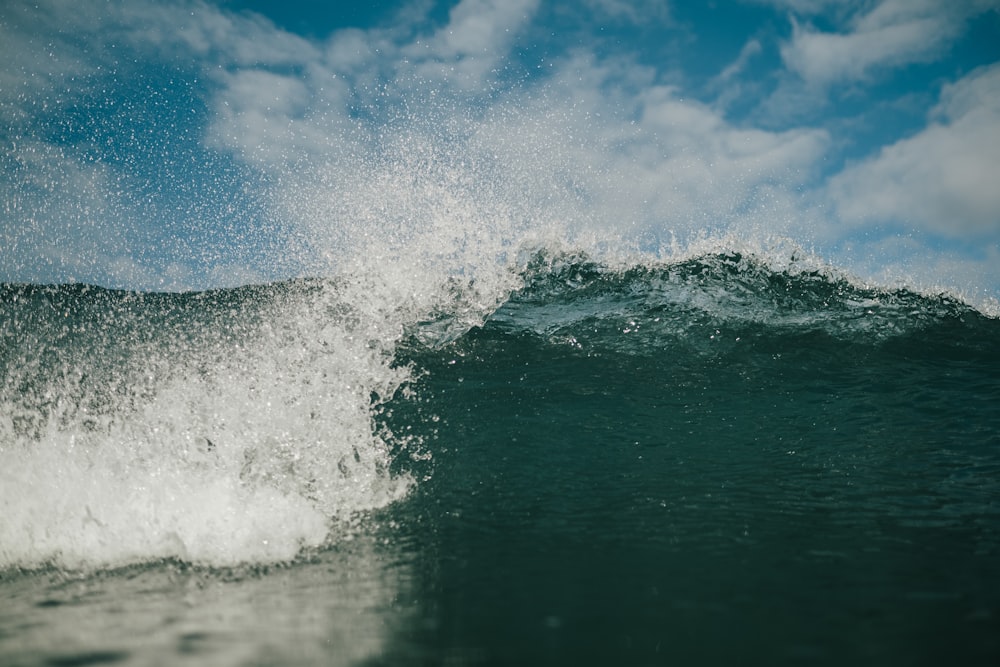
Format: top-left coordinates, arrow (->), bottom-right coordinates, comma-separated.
2,240 -> 996,572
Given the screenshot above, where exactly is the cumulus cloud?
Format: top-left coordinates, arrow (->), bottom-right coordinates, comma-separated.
829,63 -> 1000,238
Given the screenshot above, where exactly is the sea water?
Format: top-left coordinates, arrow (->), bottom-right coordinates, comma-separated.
2,246 -> 999,666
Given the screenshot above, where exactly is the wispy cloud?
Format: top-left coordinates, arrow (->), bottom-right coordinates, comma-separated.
779,0 -> 994,88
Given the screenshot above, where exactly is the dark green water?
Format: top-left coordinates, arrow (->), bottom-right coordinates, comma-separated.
2,253 -> 999,665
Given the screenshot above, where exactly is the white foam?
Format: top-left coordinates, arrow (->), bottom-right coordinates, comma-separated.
0,278 -> 424,570
0,446 -> 330,569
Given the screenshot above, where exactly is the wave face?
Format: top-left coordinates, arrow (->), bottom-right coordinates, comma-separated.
2,249 -> 999,572
377,251 -> 1000,664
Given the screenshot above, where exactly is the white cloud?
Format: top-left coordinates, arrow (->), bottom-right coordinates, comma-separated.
716,39 -> 763,85
829,63 -> 1000,238
204,0 -> 542,168
708,39 -> 764,112
119,0 -> 320,67
757,0 -> 1000,124
208,69 -> 317,166
402,0 -> 539,88
448,50 -> 832,249
780,0 -> 968,87
434,0 -> 537,58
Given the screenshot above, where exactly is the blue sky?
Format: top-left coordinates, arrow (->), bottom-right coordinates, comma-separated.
2,0 -> 999,308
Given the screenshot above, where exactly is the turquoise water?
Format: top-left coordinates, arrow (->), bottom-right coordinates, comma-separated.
2,251 -> 999,665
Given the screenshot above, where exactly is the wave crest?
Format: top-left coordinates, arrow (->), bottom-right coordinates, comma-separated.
482,248 -> 989,354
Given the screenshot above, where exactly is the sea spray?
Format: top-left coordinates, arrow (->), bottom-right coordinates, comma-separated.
0,269 -> 488,570
0,111 -> 562,571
